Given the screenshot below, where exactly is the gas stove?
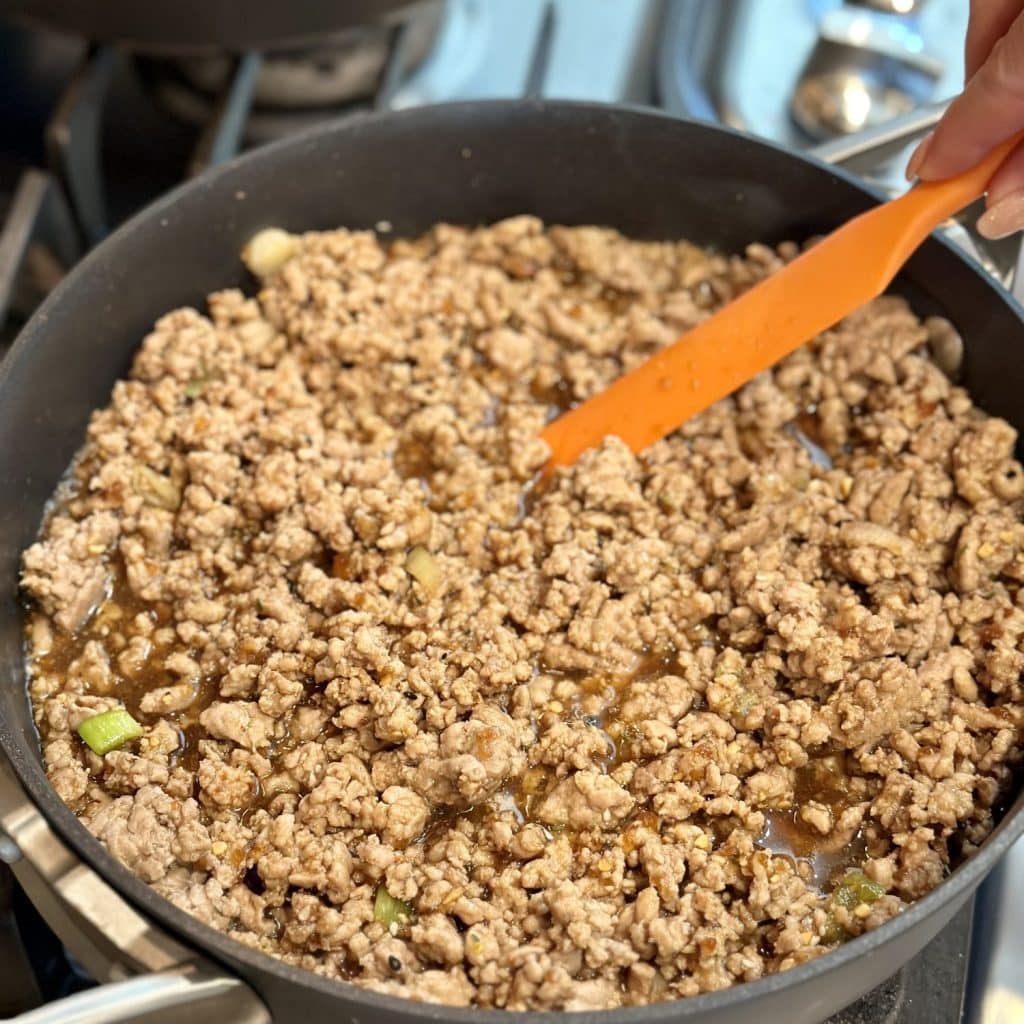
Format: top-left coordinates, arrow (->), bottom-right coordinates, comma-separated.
0,2 -> 1019,1022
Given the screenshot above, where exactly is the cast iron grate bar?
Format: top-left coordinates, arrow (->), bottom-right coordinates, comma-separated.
189,51 -> 263,176
0,169 -> 80,330
524,2 -> 556,100
45,45 -> 119,245
375,20 -> 415,110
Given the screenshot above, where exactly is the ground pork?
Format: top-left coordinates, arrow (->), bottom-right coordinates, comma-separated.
20,218 -> 1024,1011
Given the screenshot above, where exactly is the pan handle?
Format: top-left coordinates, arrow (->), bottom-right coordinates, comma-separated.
808,99 -> 948,172
11,963 -> 268,1024
812,102 -> 1024,295
0,755 -> 270,1024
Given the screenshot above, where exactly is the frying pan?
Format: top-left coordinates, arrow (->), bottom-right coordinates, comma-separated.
1,101 -> 1023,1024
0,0 -> 421,54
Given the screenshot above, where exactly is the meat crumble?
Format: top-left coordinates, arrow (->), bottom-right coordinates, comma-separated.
20,216 -> 1024,1010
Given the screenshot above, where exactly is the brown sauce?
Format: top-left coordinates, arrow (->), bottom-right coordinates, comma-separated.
37,557 -> 873,888
170,676 -> 224,772
38,564 -> 867,898
481,648 -> 874,887
759,755 -> 867,890
393,436 -> 435,480
759,809 -> 866,889
794,408 -> 825,449
789,409 -> 833,470
29,557 -> 223,770
793,753 -> 868,812
498,652 -> 682,836
35,565 -> 158,701
529,375 -> 575,421
508,767 -> 548,823
513,470 -> 548,526
599,650 -> 682,761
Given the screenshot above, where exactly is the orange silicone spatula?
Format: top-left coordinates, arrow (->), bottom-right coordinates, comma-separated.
541,132 -> 1024,470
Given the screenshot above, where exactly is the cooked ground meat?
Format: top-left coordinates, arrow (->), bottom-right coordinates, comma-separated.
20,217 -> 1024,1011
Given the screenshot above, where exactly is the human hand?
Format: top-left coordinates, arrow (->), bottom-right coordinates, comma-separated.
906,0 -> 1024,238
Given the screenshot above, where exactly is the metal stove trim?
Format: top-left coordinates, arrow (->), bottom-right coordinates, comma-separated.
0,752 -> 269,1023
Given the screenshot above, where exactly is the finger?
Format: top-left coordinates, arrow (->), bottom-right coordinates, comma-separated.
916,11 -> 1024,181
905,131 -> 933,180
978,138 -> 1024,238
965,0 -> 1022,80
988,135 -> 1024,201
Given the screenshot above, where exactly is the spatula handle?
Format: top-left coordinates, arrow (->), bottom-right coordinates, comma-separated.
883,129 -> 1024,267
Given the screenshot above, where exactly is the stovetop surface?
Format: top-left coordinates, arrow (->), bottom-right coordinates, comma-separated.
837,903 -> 973,1024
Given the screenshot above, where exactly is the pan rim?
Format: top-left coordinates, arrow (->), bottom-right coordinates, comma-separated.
2,97 -> 1023,1022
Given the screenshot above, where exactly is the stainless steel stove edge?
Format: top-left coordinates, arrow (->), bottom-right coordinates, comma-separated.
0,752 -> 268,1023
966,831 -> 1024,1023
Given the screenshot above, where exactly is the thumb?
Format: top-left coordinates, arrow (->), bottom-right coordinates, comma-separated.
964,0 -> 1022,80
915,10 -> 1024,182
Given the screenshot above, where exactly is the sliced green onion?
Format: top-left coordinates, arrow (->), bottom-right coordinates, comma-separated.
184,360 -> 212,399
373,885 -> 413,929
820,911 -> 846,945
821,870 -> 886,945
77,707 -> 144,755
830,870 -> 886,910
131,465 -> 181,511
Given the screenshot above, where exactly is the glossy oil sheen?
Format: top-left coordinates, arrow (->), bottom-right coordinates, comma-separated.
0,102 -> 1023,1024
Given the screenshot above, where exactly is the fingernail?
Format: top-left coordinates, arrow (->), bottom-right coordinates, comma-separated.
905,132 -> 934,181
978,188 -> 1024,239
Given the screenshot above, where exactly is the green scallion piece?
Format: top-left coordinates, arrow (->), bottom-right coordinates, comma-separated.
373,885 -> 413,928
77,707 -> 144,755
821,911 -> 846,945
831,870 -> 886,911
